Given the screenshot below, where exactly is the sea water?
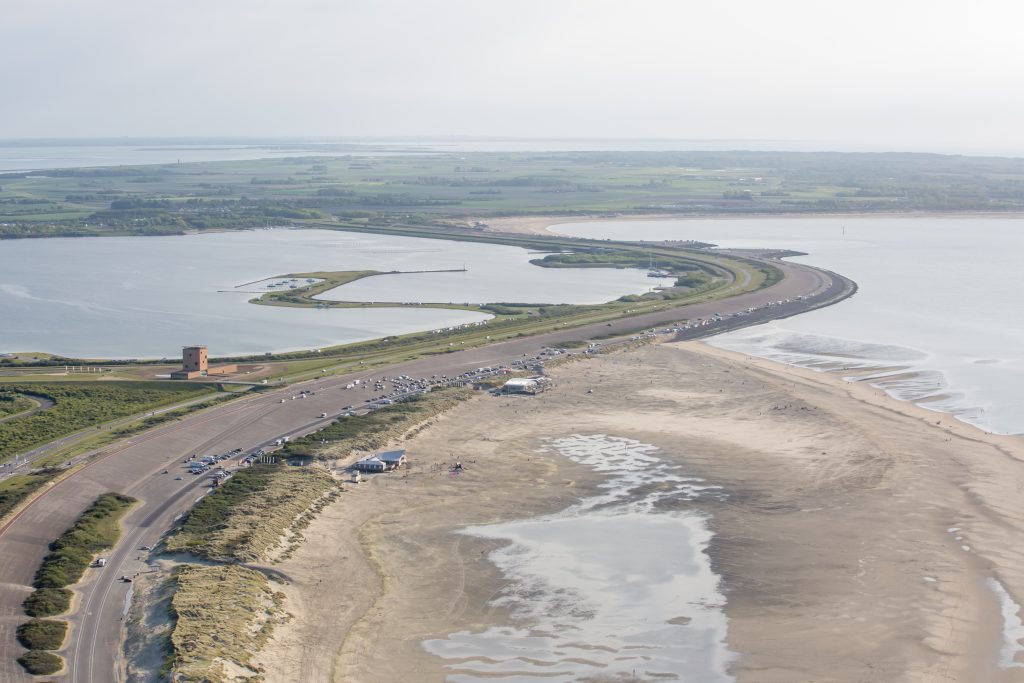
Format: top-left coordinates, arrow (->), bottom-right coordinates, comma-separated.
423,434 -> 735,682
554,217 -> 1024,435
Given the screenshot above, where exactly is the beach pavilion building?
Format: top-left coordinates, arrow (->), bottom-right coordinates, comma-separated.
379,450 -> 407,468
352,449 -> 407,473
501,377 -> 552,395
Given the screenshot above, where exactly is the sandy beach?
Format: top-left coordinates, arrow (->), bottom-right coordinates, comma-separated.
250,340 -> 1024,682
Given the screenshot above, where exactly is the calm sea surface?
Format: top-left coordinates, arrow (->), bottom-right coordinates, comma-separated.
9,138 -> 1008,174
555,217 -> 1024,436
0,228 -> 668,359
0,143 -> 421,173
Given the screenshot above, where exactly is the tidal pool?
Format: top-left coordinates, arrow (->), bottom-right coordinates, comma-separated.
423,434 -> 735,683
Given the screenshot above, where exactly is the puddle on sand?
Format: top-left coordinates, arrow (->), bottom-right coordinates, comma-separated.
422,434 -> 736,682
988,578 -> 1024,669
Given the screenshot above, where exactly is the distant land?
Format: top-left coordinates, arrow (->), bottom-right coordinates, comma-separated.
2,148 -> 1024,239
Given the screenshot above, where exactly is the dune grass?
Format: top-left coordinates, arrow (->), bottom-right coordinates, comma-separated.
166,564 -> 284,683
165,466 -> 338,562
284,386 -> 472,461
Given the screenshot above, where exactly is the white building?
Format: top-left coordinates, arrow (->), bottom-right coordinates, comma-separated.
352,456 -> 387,473
501,377 -> 551,395
352,449 -> 407,473
379,450 -> 407,468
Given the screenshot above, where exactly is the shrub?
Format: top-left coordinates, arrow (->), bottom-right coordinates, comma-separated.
23,588 -> 72,617
17,650 -> 63,675
28,493 -> 136,614
16,619 -> 67,650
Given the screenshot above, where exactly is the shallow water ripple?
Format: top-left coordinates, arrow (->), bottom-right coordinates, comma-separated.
422,434 -> 735,683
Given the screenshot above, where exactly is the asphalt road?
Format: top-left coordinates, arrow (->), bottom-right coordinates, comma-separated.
0,259 -> 852,682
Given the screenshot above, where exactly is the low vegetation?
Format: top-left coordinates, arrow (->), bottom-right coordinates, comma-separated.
0,390 -> 37,419
0,467 -> 62,520
0,381 -> 215,462
5,151 -> 1024,241
24,492 -> 136,616
110,393 -> 234,437
530,248 -> 711,273
23,587 -> 73,618
283,387 -> 472,460
166,564 -> 284,683
252,270 -> 380,307
16,650 -> 63,675
166,465 -> 338,562
16,619 -> 67,650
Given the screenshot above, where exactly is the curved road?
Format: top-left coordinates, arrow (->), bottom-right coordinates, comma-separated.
0,259 -> 853,682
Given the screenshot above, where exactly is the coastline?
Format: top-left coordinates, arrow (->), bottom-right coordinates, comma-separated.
494,210 -> 1022,439
479,210 -> 1024,236
247,340 -> 1024,682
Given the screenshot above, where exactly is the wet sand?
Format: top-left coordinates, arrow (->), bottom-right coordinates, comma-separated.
252,341 -> 1024,682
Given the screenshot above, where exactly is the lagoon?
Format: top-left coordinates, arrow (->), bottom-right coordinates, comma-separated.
0,228 -> 666,359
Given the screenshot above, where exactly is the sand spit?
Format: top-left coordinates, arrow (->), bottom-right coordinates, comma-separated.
478,211 -> 1024,237
245,341 -> 1024,682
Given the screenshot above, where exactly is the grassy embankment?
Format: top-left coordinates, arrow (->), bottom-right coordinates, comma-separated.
160,387 -> 472,678
0,221 -> 775,390
18,493 -> 136,675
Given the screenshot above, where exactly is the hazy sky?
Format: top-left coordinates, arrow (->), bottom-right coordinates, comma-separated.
3,0 -> 1023,153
